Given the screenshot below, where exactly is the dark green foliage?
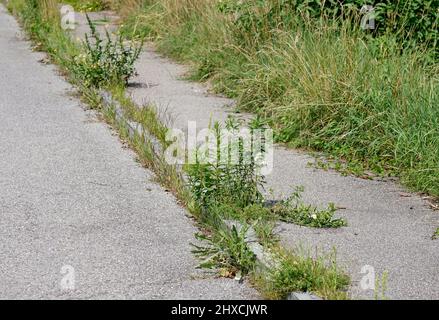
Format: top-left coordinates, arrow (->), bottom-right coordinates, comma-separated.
218,0 -> 438,53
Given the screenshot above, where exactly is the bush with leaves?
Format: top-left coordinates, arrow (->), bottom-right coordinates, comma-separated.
187,118 -> 266,211
72,15 -> 142,88
257,248 -> 350,299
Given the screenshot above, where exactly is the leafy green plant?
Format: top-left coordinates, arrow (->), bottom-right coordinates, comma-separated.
187,120 -> 265,210
271,187 -> 347,228
432,228 -> 439,240
72,15 -> 142,88
192,225 -> 256,276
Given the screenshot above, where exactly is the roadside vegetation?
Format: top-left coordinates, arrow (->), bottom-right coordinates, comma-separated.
63,0 -> 107,12
117,0 -> 439,199
5,0 -> 350,299
73,15 -> 142,87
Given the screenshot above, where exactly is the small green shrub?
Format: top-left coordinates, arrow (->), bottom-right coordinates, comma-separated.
187,159 -> 264,210
72,15 -> 142,88
187,120 -> 266,210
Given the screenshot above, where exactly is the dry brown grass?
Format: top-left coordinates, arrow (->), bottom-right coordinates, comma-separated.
104,0 -> 142,16
40,0 -> 59,21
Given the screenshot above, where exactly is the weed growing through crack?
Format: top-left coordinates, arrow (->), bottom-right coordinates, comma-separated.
192,225 -> 256,276
72,15 -> 142,88
255,248 -> 349,300
186,124 -> 265,210
187,119 -> 346,231
187,118 -> 265,276
186,118 -> 347,291
374,271 -> 389,300
271,186 -> 347,228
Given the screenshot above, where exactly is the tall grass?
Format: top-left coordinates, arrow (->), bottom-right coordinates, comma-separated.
120,0 -> 439,197
60,0 -> 141,13
39,0 -> 58,20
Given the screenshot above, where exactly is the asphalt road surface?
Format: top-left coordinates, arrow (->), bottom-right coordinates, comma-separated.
0,5 -> 257,299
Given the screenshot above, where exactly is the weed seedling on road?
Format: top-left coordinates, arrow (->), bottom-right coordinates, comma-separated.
271,186 -> 347,228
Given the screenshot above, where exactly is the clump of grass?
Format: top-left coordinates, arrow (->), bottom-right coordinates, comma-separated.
374,272 -> 389,300
432,228 -> 439,240
255,248 -> 349,300
72,15 -> 142,88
